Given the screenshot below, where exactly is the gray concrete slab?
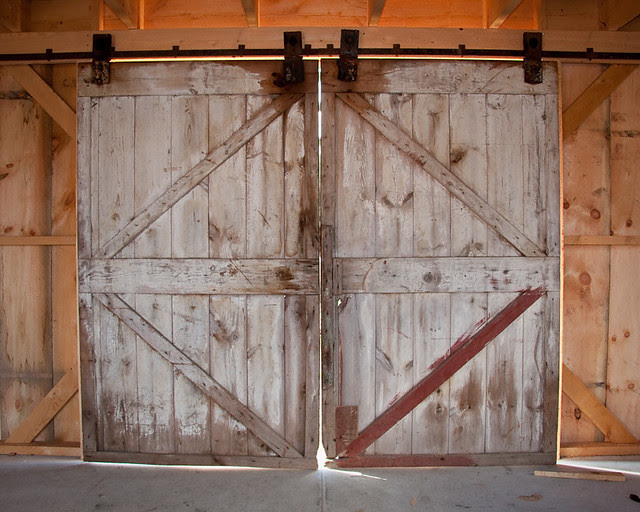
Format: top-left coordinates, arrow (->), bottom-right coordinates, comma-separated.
0,456 -> 639,511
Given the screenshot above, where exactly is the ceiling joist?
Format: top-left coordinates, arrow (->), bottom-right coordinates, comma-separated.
368,0 -> 386,26
241,0 -> 259,27
103,0 -> 141,30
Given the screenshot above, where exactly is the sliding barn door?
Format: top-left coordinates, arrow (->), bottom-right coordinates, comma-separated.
77,61 -> 319,468
322,60 -> 560,466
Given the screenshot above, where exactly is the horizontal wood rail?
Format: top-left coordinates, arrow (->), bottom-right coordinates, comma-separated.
1,28 -> 640,64
564,235 -> 640,246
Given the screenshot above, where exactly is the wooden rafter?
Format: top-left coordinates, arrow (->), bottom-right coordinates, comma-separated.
95,293 -> 304,459
103,0 -> 140,29
368,0 -> 386,26
562,364 -> 638,444
241,0 -> 259,27
6,65 -> 76,138
486,0 -> 525,28
563,64 -> 637,140
6,367 -> 78,444
340,288 -> 546,458
337,92 -> 544,257
98,93 -> 302,258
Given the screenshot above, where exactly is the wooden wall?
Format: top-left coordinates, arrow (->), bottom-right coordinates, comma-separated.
0,0 -> 639,458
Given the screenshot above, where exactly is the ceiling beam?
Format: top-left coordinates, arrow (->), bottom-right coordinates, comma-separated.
103,0 -> 140,30
486,0 -> 525,28
241,0 -> 259,27
368,0 -> 386,26
0,0 -> 29,33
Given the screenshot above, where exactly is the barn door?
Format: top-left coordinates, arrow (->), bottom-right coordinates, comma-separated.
77,61 -> 319,468
321,60 -> 561,466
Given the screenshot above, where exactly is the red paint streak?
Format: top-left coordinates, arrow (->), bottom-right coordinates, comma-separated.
341,287 -> 545,458
428,317 -> 486,370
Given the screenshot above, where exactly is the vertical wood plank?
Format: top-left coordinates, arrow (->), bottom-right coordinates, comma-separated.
335,95 -> 375,258
171,94 -> 210,455
208,94 -> 247,259
247,296 -> 285,456
448,93 -> 488,454
76,96 -> 92,259
133,95 -> 174,454
304,295 -> 320,457
247,95 -> 284,258
284,295 -> 307,454
374,293 -> 414,454
412,92 -> 451,454
485,94 -> 524,452
78,293 -> 97,452
210,296 -> 248,455
339,294 -> 376,454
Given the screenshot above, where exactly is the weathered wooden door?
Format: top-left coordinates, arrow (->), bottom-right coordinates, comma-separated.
77,61 -> 319,468
321,60 -> 560,466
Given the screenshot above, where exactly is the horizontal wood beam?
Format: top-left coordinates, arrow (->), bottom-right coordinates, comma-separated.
0,442 -> 81,457
0,235 -> 75,246
96,293 -> 304,459
1,28 -> 640,61
79,258 -> 318,294
336,257 -> 559,294
6,65 -> 76,137
6,366 -> 78,444
340,288 -> 545,458
564,235 -> 640,246
328,451 -> 555,468
560,442 -> 640,458
562,64 -> 637,139
562,364 -> 638,444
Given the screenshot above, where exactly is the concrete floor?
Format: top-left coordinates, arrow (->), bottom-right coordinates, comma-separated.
1,455 -> 639,511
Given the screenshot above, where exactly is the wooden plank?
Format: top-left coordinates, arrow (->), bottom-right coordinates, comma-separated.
604,0 -> 640,31
3,27 -> 640,57
95,293 -> 303,459
560,442 -> 640,458
304,295 -> 320,458
5,366 -> 78,443
368,0 -> 386,25
562,65 -> 637,139
447,91 -> 488,456
487,0 -> 525,28
565,235 -> 640,245
78,294 -> 97,453
6,65 -> 76,138
335,405 -> 358,454
97,93 -> 302,259
337,92 -> 544,257
534,470 -> 626,482
562,364 -> 637,443
103,0 -> 139,29
606,247 -> 640,440
78,61 -> 317,98
324,61 -> 558,96
0,236 -> 75,246
132,94 -> 174,454
0,442 -> 81,457
341,288 -> 545,458
170,93 -> 211,455
329,451 -> 556,468
337,257 -> 559,293
85,451 -> 317,469
240,0 -> 258,27
79,259 -> 319,295
210,296 -> 248,455
247,296 -> 285,456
